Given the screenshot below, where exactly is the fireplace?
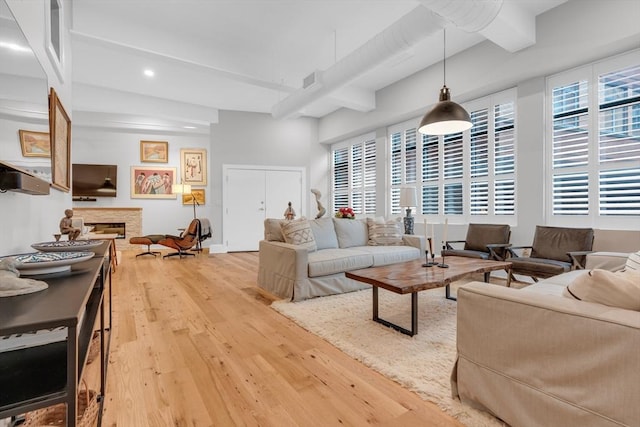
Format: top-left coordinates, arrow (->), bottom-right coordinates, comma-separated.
85,222 -> 126,239
72,207 -> 142,250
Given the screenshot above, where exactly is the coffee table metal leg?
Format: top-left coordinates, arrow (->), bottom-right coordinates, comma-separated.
372,287 -> 418,336
445,284 -> 457,301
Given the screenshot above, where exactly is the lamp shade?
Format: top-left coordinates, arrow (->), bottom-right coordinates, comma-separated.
418,86 -> 472,135
399,187 -> 417,207
172,183 -> 191,194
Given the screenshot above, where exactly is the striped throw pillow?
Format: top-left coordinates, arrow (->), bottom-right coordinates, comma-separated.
366,217 -> 403,246
625,250 -> 640,271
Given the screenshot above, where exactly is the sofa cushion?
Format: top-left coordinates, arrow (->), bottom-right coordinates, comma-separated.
309,217 -> 339,250
354,245 -> 421,266
264,218 -> 285,242
563,269 -> 640,311
625,250 -> 640,271
281,218 -> 317,252
333,218 -> 368,248
366,217 -> 403,246
509,257 -> 571,278
307,248 -> 373,277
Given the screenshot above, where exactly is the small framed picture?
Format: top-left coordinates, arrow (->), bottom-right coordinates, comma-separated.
182,188 -> 205,205
180,148 -> 207,186
19,130 -> 51,157
140,140 -> 169,163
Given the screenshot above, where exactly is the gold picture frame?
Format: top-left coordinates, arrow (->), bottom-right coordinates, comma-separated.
49,88 -> 71,192
130,166 -> 177,199
19,130 -> 51,158
182,188 -> 205,205
180,148 -> 207,186
140,140 -> 169,163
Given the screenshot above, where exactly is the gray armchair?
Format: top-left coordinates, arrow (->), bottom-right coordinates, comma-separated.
507,225 -> 594,282
443,223 -> 511,261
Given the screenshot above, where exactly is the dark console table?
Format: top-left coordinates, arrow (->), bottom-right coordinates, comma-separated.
0,241 -> 113,426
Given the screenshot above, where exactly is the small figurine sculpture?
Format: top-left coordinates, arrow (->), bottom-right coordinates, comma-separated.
284,202 -> 296,220
311,188 -> 326,219
59,209 -> 81,240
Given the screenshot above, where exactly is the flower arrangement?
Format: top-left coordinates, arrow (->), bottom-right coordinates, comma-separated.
335,207 -> 355,219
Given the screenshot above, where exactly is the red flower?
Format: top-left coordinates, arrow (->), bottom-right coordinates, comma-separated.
335,207 -> 355,219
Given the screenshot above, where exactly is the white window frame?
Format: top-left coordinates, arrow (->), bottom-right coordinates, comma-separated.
545,50 -> 640,229
388,88 -> 517,225
331,132 -> 377,216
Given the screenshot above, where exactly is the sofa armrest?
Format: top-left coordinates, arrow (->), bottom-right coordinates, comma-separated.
402,234 -> 425,252
453,282 -> 640,426
258,240 -> 309,300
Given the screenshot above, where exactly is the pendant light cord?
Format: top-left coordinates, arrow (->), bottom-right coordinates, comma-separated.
443,28 -> 446,87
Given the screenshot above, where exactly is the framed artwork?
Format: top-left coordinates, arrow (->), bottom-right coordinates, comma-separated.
130,166 -> 177,199
19,130 -> 51,158
49,87 -> 71,192
182,188 -> 205,205
140,140 -> 168,163
180,148 -> 207,185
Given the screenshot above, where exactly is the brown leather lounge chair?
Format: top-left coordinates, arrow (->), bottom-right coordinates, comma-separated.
158,218 -> 200,258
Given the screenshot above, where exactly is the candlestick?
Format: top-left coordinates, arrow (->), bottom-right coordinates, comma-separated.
438,244 -> 449,268
442,218 -> 449,247
422,238 -> 436,267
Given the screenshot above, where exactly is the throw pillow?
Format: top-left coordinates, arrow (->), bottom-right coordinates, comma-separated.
281,218 -> 317,252
309,217 -> 339,250
563,268 -> 640,311
625,250 -> 640,271
366,217 -> 403,246
264,218 -> 285,242
333,218 -> 368,248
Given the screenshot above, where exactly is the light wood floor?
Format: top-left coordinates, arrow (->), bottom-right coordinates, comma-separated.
96,250 -> 463,426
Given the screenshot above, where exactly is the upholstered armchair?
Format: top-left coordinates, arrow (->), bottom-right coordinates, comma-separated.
158,218 -> 200,258
443,223 -> 511,260
506,225 -> 594,282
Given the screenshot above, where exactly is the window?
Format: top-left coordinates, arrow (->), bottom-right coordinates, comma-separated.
547,51 -> 640,227
388,89 -> 516,221
331,134 -> 376,215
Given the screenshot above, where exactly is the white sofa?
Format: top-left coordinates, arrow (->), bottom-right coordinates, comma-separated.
258,217 -> 424,301
451,252 -> 640,427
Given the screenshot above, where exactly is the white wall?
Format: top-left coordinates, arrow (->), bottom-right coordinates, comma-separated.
210,110 -> 322,246
71,127 -> 210,236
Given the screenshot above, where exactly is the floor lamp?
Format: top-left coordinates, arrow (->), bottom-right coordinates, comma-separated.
172,182 -> 202,252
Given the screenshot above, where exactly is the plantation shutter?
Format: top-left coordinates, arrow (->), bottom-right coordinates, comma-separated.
363,140 -> 377,215
470,109 -> 489,215
331,136 -> 377,215
421,134 -> 439,215
494,101 -> 515,215
333,147 -> 349,210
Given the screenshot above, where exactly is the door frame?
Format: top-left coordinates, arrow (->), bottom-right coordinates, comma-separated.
222,164 -> 307,252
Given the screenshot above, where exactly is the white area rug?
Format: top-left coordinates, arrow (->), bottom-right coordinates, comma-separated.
272,281 -> 507,427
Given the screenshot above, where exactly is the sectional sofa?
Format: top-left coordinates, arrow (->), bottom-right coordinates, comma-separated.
258,217 -> 424,301
452,251 -> 640,426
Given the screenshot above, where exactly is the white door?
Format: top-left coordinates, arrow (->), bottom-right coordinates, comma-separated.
224,166 -> 304,251
225,169 -> 267,252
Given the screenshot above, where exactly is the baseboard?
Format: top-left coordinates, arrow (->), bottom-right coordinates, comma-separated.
208,244 -> 227,254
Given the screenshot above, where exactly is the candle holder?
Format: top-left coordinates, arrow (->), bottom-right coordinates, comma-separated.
437,244 -> 449,268
422,250 -> 436,267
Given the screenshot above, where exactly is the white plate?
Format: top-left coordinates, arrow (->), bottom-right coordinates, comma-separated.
11,251 -> 95,275
31,240 -> 103,252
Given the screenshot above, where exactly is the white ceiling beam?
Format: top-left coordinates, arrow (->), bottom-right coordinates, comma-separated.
327,86 -> 376,113
479,1 -> 537,52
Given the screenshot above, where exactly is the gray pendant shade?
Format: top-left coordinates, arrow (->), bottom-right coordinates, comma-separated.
418,85 -> 472,135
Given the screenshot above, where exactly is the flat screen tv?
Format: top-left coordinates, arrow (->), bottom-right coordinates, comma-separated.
72,164 -> 118,199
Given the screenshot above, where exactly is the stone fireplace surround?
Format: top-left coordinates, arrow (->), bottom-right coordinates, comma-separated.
72,207 -> 141,250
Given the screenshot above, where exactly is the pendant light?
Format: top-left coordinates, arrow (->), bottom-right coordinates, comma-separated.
418,28 -> 472,136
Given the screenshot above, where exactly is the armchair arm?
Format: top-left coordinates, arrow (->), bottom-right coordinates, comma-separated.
486,243 -> 512,261
506,245 -> 533,258
257,240 -> 310,300
568,250 -> 594,270
445,240 -> 465,250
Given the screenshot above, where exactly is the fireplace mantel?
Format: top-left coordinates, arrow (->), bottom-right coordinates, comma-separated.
73,207 -> 142,250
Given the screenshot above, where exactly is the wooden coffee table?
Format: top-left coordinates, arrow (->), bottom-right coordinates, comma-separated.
345,256 -> 512,336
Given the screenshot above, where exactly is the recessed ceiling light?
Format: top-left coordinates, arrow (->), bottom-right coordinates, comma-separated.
143,69 -> 155,77
183,126 -> 196,129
